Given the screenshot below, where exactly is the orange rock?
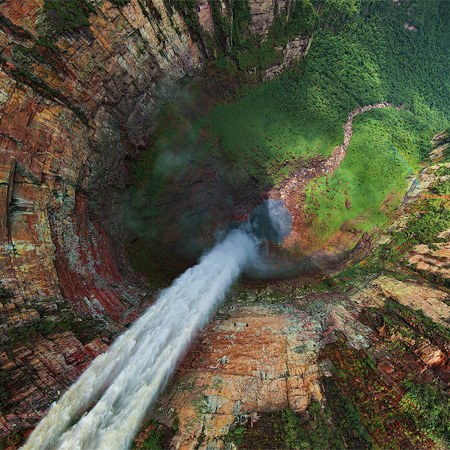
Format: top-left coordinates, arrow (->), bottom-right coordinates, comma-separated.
156,303 -> 372,448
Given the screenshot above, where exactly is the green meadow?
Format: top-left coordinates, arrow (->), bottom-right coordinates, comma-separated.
305,108 -> 430,244
128,0 -> 450,253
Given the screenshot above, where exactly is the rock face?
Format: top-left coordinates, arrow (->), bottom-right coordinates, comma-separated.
151,300 -> 370,449
133,136 -> 450,449
140,279 -> 448,449
1,2 -> 448,448
0,0 -> 312,324
0,0 -> 204,322
0,0 -> 313,442
353,275 -> 450,327
0,332 -> 108,438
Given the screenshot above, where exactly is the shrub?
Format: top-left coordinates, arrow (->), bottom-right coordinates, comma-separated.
401,381 -> 450,445
38,0 -> 95,40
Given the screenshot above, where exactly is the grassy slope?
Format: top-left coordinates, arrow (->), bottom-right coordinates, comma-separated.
305,108 -> 431,243
127,0 -> 450,264
209,75 -> 343,185
296,0 -> 449,244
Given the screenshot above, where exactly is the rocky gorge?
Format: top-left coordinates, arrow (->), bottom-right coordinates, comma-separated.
0,0 -> 449,449
0,0 -> 315,444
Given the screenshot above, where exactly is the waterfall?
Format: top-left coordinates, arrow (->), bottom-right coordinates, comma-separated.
23,229 -> 258,450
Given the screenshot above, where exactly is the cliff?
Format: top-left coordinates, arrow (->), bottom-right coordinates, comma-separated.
135,136 -> 450,448
0,0 -> 312,442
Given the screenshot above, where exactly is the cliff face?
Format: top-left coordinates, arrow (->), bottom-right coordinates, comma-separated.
0,0 -> 308,326
146,134 -> 449,449
0,0 -> 311,441
0,0 -> 204,323
146,287 -> 448,449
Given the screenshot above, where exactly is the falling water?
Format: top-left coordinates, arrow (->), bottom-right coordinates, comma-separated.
23,229 -> 259,450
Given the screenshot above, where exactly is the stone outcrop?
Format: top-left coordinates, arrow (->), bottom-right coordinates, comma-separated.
264,35 -> 312,80
408,238 -> 450,283
148,298 -> 373,448
353,275 -> 450,327
138,276 -> 449,449
248,0 -> 280,35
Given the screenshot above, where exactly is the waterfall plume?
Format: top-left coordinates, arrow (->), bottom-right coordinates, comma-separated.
23,229 -> 258,450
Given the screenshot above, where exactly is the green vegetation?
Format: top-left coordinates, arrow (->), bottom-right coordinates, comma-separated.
381,198 -> 450,262
431,178 -> 450,195
164,0 -> 202,38
4,308 -> 104,346
361,299 -> 450,354
12,44 -> 50,66
141,424 -> 164,450
442,130 -> 450,161
384,299 -> 450,347
136,420 -> 176,450
223,425 -> 246,446
322,378 -> 373,448
37,0 -> 95,41
316,0 -> 359,29
404,200 -> 450,246
0,432 -> 21,450
169,0 -> 318,72
318,335 -> 448,448
222,402 -> 368,449
306,108 -> 428,244
212,0 -> 449,231
226,0 -> 318,70
127,0 -> 450,275
435,166 -> 450,177
401,381 -> 450,445
208,73 -> 342,185
142,0 -> 449,180
277,404 -> 347,450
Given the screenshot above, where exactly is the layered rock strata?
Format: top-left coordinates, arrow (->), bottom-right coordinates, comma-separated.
0,0 -> 312,442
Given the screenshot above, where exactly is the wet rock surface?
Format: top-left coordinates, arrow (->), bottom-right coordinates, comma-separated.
0,331 -> 110,438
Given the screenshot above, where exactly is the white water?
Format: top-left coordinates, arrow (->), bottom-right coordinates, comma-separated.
23,229 -> 258,450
